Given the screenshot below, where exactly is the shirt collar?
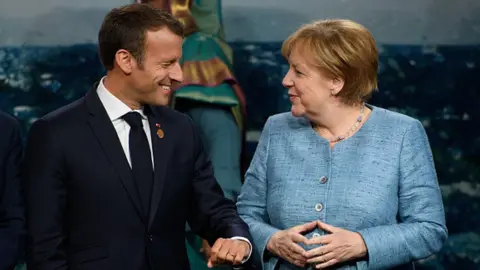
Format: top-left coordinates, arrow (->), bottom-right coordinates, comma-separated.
96,77 -> 147,122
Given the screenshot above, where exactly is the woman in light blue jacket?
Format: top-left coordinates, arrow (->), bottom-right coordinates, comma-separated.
236,19 -> 447,270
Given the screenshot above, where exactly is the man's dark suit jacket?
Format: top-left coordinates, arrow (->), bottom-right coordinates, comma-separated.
0,111 -> 25,270
23,86 -> 252,270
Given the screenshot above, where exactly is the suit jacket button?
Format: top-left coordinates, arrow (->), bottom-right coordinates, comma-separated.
148,234 -> 153,242
319,176 -> 328,184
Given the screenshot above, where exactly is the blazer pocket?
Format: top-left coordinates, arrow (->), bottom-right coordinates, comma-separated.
69,245 -> 109,265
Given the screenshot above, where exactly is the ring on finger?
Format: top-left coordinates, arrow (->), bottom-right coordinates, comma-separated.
229,252 -> 237,261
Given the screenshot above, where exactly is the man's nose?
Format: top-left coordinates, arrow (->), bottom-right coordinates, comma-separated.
169,62 -> 183,83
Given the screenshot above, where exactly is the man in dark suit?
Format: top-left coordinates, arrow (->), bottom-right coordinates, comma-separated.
23,4 -> 252,270
0,111 -> 25,270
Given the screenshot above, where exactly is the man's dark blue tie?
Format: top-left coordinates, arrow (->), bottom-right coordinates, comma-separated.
122,111 -> 153,217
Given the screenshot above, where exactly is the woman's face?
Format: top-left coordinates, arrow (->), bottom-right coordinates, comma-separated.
282,47 -> 341,118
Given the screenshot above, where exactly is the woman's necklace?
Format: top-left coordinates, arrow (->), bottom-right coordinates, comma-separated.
314,105 -> 366,143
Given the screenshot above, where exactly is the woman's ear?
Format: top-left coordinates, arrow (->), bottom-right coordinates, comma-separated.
330,78 -> 345,96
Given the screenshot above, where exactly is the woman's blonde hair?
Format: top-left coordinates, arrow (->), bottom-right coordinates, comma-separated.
281,19 -> 378,105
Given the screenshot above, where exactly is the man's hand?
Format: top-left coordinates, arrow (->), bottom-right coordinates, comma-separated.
199,239 -> 212,261
207,238 -> 250,268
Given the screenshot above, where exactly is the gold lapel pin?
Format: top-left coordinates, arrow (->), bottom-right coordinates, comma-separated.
155,123 -> 164,139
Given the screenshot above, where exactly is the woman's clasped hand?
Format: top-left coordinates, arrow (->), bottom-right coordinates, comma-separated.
267,220 -> 368,269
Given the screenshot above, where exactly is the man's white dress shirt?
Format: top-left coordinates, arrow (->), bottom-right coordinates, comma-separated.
97,79 -> 154,167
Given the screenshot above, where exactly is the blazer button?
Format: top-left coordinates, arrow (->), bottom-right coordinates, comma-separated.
319,176 -> 328,184
315,203 -> 323,212
148,234 -> 153,242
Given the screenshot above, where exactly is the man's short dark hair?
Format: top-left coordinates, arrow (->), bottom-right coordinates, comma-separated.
98,3 -> 184,70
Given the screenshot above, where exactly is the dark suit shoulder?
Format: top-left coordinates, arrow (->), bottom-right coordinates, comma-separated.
152,106 -> 194,130
0,111 -> 20,130
0,111 -> 21,145
38,97 -> 86,127
150,106 -> 198,154
154,106 -> 189,120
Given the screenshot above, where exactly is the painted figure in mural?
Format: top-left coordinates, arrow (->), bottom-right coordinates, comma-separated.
137,0 -> 246,269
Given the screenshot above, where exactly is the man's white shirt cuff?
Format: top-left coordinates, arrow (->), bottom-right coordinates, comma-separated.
231,236 -> 252,265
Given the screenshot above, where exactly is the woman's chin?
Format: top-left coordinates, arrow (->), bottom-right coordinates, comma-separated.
290,106 -> 305,117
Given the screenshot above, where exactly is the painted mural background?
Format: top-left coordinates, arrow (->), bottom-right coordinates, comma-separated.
1,0 -> 479,269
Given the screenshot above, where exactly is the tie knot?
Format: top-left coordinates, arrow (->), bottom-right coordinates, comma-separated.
122,111 -> 143,129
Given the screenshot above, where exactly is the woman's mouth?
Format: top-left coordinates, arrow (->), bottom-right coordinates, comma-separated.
289,94 -> 298,102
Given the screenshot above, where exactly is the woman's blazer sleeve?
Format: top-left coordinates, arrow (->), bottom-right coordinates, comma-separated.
236,117 -> 280,267
357,119 -> 448,269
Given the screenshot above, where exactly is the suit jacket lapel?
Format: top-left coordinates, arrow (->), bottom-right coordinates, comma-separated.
147,106 -> 174,229
85,86 -> 146,225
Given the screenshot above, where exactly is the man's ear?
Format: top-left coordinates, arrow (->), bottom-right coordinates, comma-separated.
115,49 -> 134,74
